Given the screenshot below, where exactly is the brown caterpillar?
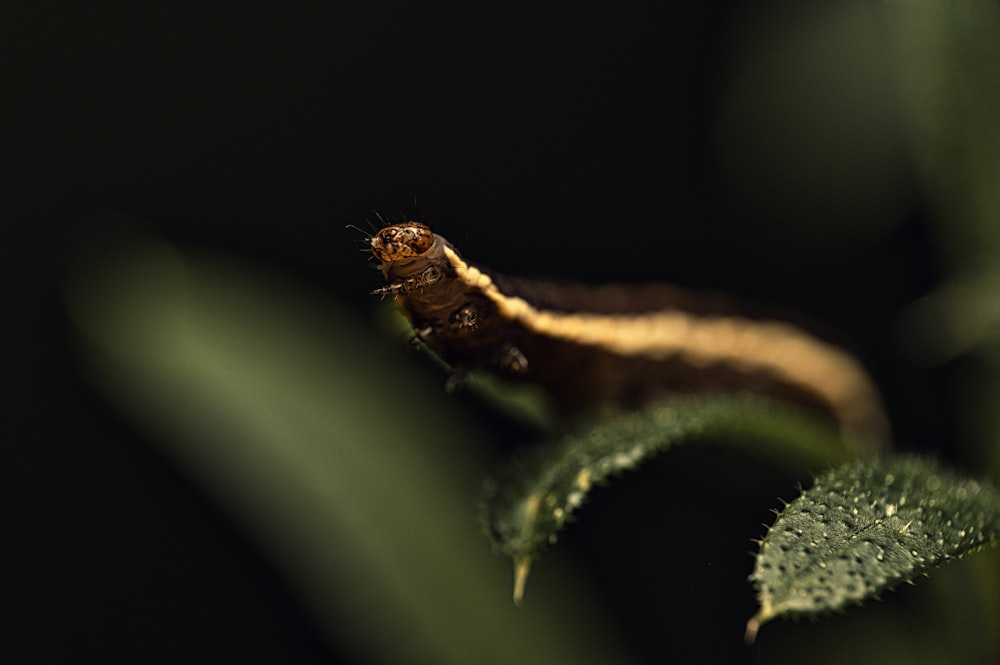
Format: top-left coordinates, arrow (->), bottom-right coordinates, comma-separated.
367,221 -> 889,445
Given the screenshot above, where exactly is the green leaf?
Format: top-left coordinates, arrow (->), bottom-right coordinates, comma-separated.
747,455 -> 1000,642
482,396 -> 856,603
67,239 -> 632,665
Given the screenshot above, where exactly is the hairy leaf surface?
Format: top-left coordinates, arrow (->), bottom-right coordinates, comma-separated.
747,455 -> 1000,641
483,396 -> 854,602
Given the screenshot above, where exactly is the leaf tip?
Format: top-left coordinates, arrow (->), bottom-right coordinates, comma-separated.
512,555 -> 533,606
744,612 -> 764,645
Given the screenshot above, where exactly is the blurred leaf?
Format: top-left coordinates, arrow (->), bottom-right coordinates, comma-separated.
886,0 -> 1000,488
888,0 -> 1000,266
901,271 -> 1000,366
66,239 -> 631,665
715,2 -> 908,246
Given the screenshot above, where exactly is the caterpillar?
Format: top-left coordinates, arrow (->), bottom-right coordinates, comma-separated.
366,221 -> 889,445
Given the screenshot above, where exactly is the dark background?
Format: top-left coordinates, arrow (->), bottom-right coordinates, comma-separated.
7,1 -> 955,663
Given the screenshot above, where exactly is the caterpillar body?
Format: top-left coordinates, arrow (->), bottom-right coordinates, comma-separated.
368,222 -> 889,445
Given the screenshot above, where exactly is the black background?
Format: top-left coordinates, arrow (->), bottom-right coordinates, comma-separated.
7,2 -> 950,663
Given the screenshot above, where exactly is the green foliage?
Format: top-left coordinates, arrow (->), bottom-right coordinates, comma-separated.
65,2 -> 1000,661
482,397 -> 1000,642
747,456 -> 1000,641
482,396 -> 855,602
70,240 -> 1000,660
67,242 -> 631,665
